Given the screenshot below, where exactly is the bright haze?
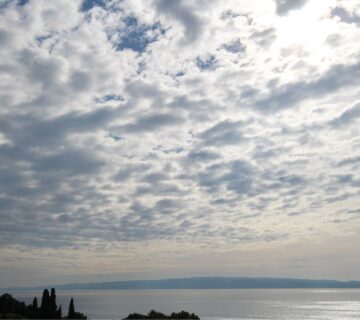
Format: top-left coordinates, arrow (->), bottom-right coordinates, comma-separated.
1,0 -> 360,288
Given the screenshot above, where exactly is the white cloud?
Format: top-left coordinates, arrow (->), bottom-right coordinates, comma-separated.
1,0 -> 360,286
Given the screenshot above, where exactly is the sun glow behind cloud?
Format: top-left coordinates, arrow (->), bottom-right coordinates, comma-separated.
276,1 -> 337,55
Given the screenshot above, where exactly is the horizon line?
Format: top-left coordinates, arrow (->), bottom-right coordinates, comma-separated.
4,275 -> 360,291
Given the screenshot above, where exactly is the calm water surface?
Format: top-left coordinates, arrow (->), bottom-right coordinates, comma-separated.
6,289 -> 360,319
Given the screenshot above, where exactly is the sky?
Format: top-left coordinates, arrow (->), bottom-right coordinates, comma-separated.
0,0 -> 360,287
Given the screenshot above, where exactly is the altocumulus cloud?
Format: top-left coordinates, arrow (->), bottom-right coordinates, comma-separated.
1,0 -> 360,285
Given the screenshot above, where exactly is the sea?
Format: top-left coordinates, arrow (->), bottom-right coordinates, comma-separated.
5,289 -> 360,319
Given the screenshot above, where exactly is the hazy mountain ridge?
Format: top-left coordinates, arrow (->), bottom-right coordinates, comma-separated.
6,277 -> 360,291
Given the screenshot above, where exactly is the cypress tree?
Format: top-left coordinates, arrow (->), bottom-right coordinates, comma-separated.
32,297 -> 38,318
68,297 -> 75,319
32,297 -> 38,310
50,288 -> 57,317
41,289 -> 51,318
56,305 -> 62,319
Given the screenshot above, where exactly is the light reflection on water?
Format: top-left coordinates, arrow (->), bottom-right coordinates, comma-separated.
4,289 -> 360,320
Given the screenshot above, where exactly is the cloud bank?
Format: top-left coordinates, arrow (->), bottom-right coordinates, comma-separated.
1,0 -> 360,286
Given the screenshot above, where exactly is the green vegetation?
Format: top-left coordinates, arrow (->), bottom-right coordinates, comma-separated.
0,289 -> 86,319
124,309 -> 200,319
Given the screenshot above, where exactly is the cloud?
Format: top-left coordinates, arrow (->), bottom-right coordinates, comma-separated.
0,29 -> 12,45
155,0 -> 203,45
197,160 -> 255,196
196,55 -> 218,71
255,62 -> 360,113
1,0 -> 360,285
34,148 -> 105,176
0,107 -> 120,149
117,113 -> 185,133
274,0 -> 309,16
222,39 -> 246,54
200,120 -> 249,146
337,156 -> 360,167
331,6 -> 360,25
329,102 -> 360,128
188,150 -> 221,163
250,28 -> 276,47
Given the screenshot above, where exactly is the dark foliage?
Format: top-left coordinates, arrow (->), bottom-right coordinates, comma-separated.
32,297 -> 38,310
124,309 -> 200,319
170,311 -> 199,319
67,298 -> 75,319
65,311 -> 87,319
65,298 -> 86,319
0,294 -> 26,318
125,313 -> 148,319
0,289 -> 85,319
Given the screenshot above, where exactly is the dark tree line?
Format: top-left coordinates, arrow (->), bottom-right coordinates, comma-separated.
0,289 -> 86,319
124,309 -> 200,319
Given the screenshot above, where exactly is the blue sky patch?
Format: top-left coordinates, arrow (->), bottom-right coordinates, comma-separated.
175,71 -> 185,77
96,94 -> 124,103
223,39 -> 246,53
18,0 -> 29,6
81,0 -> 107,12
116,16 -> 164,53
196,55 -> 217,71
108,132 -> 123,142
35,34 -> 52,45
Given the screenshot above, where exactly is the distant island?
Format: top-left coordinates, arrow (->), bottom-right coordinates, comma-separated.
7,276 -> 360,291
123,310 -> 199,319
0,288 -> 86,319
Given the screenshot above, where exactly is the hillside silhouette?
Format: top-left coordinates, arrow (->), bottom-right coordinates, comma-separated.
13,277 -> 360,291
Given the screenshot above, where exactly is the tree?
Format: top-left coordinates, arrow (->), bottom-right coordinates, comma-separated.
32,297 -> 38,318
32,297 -> 38,310
50,288 -> 57,314
40,289 -> 53,319
1,290 -> 85,319
28,297 -> 38,319
56,305 -> 62,319
148,310 -> 167,319
68,298 -> 75,319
